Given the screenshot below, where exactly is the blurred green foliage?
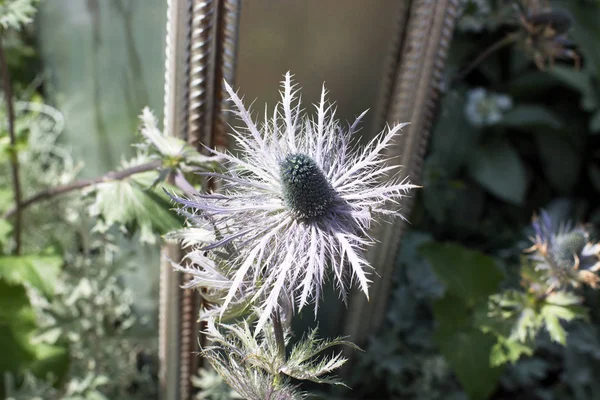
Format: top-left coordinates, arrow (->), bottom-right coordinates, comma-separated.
4,0 -> 600,399
350,1 -> 600,399
0,1 -> 172,397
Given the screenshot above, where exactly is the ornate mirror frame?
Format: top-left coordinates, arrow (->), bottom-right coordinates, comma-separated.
158,1 -> 458,398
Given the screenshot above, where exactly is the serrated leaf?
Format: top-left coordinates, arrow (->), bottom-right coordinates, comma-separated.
89,170 -> 184,244
0,0 -> 40,30
419,242 -> 504,306
0,253 -> 62,296
490,337 -> 534,366
545,291 -> 583,307
501,105 -> 563,130
544,313 -> 567,344
540,292 -> 587,344
512,307 -> 539,343
468,140 -> 527,205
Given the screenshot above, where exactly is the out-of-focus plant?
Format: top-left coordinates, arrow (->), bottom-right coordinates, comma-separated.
345,232 -> 465,400
193,368 -> 242,400
0,0 -> 40,31
348,1 -> 600,399
0,1 -> 220,398
0,89 -> 172,398
416,210 -> 599,400
0,96 -> 168,397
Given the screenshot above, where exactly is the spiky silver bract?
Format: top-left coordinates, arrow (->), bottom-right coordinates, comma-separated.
172,73 -> 415,332
527,211 -> 600,290
202,318 -> 357,400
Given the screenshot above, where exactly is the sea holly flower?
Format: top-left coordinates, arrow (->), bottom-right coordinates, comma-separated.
526,211 -> 600,291
171,73 -> 415,332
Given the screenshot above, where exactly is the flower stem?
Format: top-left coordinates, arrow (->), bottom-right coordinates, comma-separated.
452,32 -> 519,85
272,309 -> 286,362
0,36 -> 22,254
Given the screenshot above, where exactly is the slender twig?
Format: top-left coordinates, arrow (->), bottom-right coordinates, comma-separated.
272,308 -> 286,362
0,36 -> 22,254
452,33 -> 519,85
3,160 -> 162,219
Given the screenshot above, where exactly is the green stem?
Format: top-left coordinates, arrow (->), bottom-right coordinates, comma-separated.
0,35 -> 22,254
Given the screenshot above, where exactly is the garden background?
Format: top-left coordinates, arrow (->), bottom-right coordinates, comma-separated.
2,0 -> 600,399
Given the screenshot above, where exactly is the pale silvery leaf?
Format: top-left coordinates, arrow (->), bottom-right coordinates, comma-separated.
138,107 -> 222,169
202,316 -> 353,398
139,107 -> 187,159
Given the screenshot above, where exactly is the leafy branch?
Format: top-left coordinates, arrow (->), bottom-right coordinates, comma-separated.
3,159 -> 162,219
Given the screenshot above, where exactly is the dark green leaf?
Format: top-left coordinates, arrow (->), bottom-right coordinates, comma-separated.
0,280 -> 37,377
419,242 -> 504,306
468,140 -> 528,205
432,295 -> 472,335
501,105 -> 563,130
589,164 -> 600,192
549,66 -> 597,111
536,133 -> 582,192
561,2 -> 600,80
590,111 -> 600,133
430,91 -> 479,175
434,325 -> 504,400
30,343 -> 69,382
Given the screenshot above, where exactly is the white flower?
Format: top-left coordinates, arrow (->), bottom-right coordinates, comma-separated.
171,73 -> 415,332
465,87 -> 513,127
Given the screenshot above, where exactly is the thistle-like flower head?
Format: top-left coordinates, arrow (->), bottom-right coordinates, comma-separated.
172,73 -> 415,331
527,211 -> 600,291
